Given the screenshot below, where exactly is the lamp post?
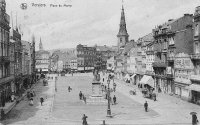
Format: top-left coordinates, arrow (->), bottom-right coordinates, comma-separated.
106,79 -> 112,117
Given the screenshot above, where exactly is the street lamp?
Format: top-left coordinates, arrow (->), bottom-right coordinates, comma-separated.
106,79 -> 112,117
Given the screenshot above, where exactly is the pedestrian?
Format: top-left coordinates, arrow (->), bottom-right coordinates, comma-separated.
27,91 -> 30,100
105,86 -> 107,91
32,90 -> 36,97
154,94 -> 157,101
68,86 -> 71,92
105,93 -> 108,99
83,96 -> 87,104
144,101 -> 148,112
192,113 -> 198,125
82,114 -> 88,125
113,95 -> 116,104
79,91 -> 83,100
29,98 -> 34,106
113,83 -> 116,92
30,91 -> 34,98
40,97 -> 44,106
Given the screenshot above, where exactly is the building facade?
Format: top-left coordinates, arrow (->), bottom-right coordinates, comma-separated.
0,0 -> 13,107
174,53 -> 194,100
35,39 -> 50,73
76,44 -> 96,72
10,29 -> 22,96
189,6 -> 200,105
152,14 -> 193,94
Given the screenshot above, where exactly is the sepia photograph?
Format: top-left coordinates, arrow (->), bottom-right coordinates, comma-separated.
0,0 -> 200,124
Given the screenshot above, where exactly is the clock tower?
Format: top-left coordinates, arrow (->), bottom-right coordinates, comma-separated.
117,5 -> 129,52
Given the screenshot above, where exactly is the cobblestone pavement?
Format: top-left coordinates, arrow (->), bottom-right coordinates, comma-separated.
1,73 -> 200,125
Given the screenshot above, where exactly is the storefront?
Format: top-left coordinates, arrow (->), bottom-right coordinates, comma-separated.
0,82 -> 12,107
186,83 -> 200,105
174,82 -> 190,100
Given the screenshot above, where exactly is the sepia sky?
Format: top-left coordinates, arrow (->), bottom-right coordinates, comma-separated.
6,0 -> 200,50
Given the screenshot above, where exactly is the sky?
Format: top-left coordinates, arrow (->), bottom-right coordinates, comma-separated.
5,0 -> 200,50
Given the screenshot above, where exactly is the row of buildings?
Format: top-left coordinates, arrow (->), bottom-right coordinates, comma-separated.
0,0 -> 36,108
113,5 -> 200,105
36,41 -> 117,73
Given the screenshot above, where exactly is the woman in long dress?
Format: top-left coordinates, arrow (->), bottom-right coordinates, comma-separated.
29,98 -> 33,106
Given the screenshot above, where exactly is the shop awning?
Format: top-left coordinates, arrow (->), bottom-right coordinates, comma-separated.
124,74 -> 130,80
131,74 -> 136,79
140,75 -> 154,88
185,84 -> 200,92
42,69 -> 48,71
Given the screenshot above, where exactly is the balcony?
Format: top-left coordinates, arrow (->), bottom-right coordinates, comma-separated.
190,75 -> 200,82
190,54 -> 200,60
0,56 -> 10,63
152,61 -> 167,68
0,75 -> 14,85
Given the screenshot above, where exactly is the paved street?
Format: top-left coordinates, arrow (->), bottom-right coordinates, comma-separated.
1,74 -> 56,125
1,73 -> 200,125
52,73 -> 158,124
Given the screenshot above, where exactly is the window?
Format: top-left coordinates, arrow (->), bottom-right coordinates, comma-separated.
195,24 -> 199,36
169,37 -> 175,45
120,38 -> 122,43
195,42 -> 199,54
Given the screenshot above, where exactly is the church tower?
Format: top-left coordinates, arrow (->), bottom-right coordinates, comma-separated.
117,4 -> 129,51
39,37 -> 43,51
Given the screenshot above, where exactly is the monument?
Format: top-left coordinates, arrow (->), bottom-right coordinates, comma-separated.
87,69 -> 107,105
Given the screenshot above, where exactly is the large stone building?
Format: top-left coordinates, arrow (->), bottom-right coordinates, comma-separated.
76,44 -> 96,72
95,45 -> 117,70
35,38 -> 50,73
0,0 -> 13,107
189,6 -> 200,105
152,14 -> 193,94
10,28 -> 22,97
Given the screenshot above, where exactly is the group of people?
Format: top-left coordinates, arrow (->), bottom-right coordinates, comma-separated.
79,91 -> 87,104
27,90 -> 36,106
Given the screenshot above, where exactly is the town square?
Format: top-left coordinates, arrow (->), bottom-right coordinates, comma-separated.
1,0 -> 200,125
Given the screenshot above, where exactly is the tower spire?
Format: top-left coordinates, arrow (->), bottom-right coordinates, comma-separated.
39,37 -> 43,51
117,1 -> 129,51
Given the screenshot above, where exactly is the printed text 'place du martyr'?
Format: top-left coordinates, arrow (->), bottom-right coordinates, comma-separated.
31,3 -> 72,7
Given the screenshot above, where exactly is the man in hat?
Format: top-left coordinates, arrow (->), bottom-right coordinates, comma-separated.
144,101 -> 148,112
79,91 -> 83,100
82,114 -> 88,125
40,97 -> 44,106
191,112 -> 198,125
